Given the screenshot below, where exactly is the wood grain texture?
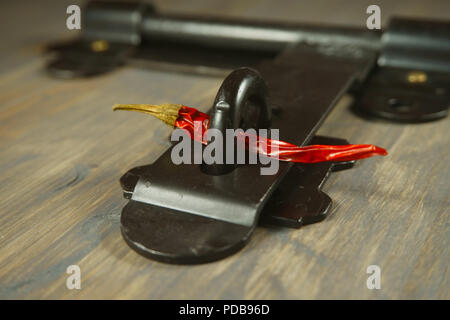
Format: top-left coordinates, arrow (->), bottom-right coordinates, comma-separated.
0,0 -> 448,299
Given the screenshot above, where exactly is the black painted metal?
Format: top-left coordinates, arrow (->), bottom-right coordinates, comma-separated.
354,17 -> 450,122
379,17 -> 450,73
353,67 -> 449,122
82,1 -> 380,51
46,1 -> 449,122
260,136 -> 355,228
83,1 -> 152,45
120,135 -> 355,264
120,47 -> 374,263
46,41 -> 134,78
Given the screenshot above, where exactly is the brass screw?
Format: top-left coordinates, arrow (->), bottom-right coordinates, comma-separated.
407,71 -> 427,84
90,40 -> 109,52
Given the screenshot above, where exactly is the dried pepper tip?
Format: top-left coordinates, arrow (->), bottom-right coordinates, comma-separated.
112,103 -> 183,127
371,145 -> 388,156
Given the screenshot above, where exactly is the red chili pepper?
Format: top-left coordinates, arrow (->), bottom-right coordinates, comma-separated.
113,104 -> 388,163
175,105 -> 388,163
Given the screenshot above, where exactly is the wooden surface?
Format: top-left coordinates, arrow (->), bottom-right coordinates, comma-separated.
0,0 -> 449,299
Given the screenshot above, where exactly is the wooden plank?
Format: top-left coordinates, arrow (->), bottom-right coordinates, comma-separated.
0,0 -> 448,299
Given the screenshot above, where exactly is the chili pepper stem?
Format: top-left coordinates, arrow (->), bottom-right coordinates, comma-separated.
113,103 -> 182,126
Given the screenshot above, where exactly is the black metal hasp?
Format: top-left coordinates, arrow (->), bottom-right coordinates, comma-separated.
46,1 -> 449,122
120,66 -> 357,264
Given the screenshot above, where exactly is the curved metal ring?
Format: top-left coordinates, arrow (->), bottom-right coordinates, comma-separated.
202,67 -> 271,175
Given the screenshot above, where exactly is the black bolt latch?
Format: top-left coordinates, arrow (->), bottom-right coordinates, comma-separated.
46,1 -> 449,122
43,1 -> 450,263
